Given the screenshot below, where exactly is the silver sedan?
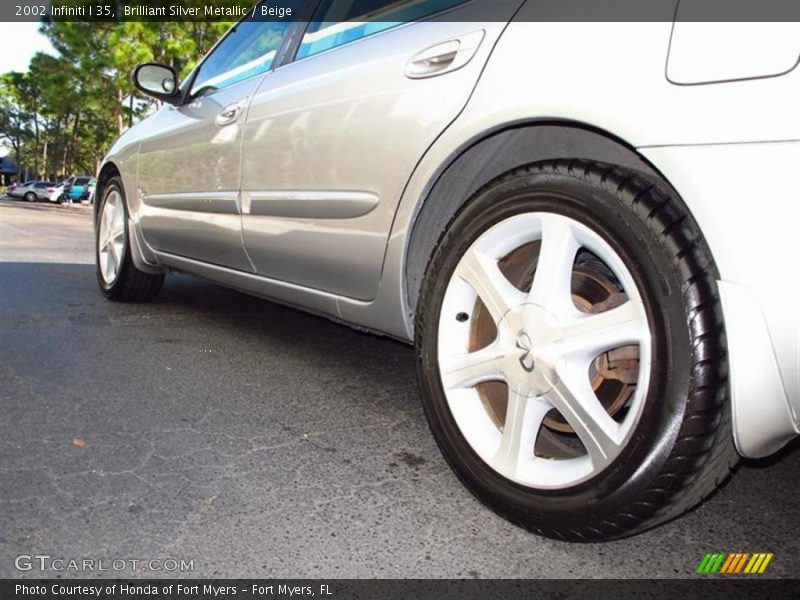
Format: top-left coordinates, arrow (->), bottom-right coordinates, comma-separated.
92,1 -> 799,540
7,181 -> 63,203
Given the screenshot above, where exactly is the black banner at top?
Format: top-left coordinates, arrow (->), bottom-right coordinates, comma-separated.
3,0 -> 800,23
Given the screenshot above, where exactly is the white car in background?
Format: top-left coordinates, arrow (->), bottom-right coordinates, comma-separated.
7,181 -> 63,203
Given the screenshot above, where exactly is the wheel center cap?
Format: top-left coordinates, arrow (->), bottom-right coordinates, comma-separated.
499,304 -> 560,398
515,330 -> 535,373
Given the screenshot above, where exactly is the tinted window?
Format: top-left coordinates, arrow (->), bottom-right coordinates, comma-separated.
297,0 -> 467,60
34,183 -> 49,188
75,178 -> 91,185
190,8 -> 298,98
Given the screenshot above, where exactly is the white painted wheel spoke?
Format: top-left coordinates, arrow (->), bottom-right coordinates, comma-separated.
111,223 -> 125,242
455,248 -> 525,324
440,343 -> 503,390
112,239 -> 123,269
491,390 -> 551,480
106,198 -> 116,224
545,371 -> 623,470
101,207 -> 109,230
105,246 -> 117,279
558,299 -> 649,362
527,215 -> 579,316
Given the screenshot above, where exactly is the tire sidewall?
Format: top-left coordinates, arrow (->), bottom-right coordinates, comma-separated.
417,171 -> 693,531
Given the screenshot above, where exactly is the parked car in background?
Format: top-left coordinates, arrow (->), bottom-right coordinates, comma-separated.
63,176 -> 95,202
81,179 -> 97,203
95,1 -> 800,541
43,183 -> 64,203
7,181 -> 61,202
6,181 -> 37,200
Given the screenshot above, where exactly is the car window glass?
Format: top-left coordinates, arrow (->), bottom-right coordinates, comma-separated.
75,178 -> 90,185
189,9 -> 298,98
34,183 -> 48,188
297,0 -> 467,60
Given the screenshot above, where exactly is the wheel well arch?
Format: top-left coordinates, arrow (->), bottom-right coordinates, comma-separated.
403,121 -> 669,316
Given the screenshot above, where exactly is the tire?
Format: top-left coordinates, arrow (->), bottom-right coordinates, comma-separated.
416,160 -> 737,541
96,176 -> 164,302
24,192 -> 36,202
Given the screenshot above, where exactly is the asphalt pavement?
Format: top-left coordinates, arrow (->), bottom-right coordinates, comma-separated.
1,197 -> 798,579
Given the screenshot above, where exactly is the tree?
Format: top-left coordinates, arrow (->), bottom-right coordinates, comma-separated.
1,20 -> 235,180
0,74 -> 32,179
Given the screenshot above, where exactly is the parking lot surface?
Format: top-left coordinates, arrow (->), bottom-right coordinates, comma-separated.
1,197 -> 798,578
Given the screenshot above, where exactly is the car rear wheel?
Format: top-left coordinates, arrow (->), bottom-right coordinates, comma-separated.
24,192 -> 36,202
96,176 -> 164,302
416,160 -> 737,541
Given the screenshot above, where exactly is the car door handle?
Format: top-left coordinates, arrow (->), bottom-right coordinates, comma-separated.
405,30 -> 485,79
215,99 -> 247,126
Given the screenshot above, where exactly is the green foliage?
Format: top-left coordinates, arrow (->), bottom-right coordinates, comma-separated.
0,20 -> 233,179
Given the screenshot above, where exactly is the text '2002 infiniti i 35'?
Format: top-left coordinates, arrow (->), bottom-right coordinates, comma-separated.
94,0 -> 799,540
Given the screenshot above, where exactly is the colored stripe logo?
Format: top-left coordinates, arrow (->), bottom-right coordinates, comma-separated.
696,552 -> 773,574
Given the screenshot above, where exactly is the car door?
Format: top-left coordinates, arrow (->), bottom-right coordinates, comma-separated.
71,177 -> 88,199
240,0 -> 523,300
136,10 -> 301,272
33,182 -> 50,199
20,182 -> 39,197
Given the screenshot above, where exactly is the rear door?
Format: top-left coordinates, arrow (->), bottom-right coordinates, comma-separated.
240,0 -> 522,300
33,182 -> 50,199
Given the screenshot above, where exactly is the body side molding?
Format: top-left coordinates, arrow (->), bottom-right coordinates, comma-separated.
244,190 -> 380,219
142,191 -> 239,215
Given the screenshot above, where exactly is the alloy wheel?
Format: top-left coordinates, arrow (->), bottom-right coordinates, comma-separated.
437,212 -> 652,489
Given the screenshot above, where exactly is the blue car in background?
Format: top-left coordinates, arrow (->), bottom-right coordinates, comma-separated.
62,176 -> 95,202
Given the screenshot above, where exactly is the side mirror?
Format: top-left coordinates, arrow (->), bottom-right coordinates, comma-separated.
132,63 -> 181,105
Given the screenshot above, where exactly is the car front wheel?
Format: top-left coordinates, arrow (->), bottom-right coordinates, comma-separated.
416,160 -> 737,541
96,176 -> 164,302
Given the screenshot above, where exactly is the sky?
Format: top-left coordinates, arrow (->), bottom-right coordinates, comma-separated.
0,21 -> 57,73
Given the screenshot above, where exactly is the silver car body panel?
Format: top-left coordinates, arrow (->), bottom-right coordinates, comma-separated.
156,249 -> 340,318
99,15 -> 799,458
240,4 -> 522,299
